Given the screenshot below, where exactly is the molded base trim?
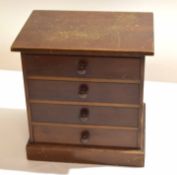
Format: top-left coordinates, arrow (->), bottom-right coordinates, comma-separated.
27,142 -> 144,167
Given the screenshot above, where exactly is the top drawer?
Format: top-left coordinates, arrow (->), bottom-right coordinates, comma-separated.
22,54 -> 140,80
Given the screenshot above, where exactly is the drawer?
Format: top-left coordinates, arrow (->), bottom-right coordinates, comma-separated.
23,54 -> 141,80
33,123 -> 138,148
31,103 -> 139,127
28,80 -> 140,104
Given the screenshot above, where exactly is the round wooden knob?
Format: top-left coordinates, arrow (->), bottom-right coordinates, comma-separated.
77,60 -> 87,75
80,130 -> 90,144
79,108 -> 89,122
78,84 -> 88,98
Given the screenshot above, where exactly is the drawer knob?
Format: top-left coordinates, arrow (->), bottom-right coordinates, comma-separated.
77,60 -> 87,75
79,108 -> 89,122
80,130 -> 90,144
78,84 -> 88,98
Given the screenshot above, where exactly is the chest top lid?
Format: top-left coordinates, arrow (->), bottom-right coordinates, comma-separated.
11,10 -> 154,56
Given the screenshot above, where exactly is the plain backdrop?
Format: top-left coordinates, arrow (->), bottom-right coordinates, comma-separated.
1,0 -> 177,82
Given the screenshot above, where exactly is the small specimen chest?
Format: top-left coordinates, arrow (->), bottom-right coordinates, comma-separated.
11,10 -> 154,166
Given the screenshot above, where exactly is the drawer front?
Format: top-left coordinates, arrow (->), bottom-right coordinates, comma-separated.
28,80 -> 140,104
33,124 -> 138,148
23,54 -> 140,80
31,103 -> 139,127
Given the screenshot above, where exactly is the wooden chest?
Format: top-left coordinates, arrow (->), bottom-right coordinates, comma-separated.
11,10 -> 154,167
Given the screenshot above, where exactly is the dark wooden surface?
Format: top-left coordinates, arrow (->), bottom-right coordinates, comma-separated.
29,100 -> 140,108
11,10 -> 154,166
31,103 -> 139,127
28,80 -> 140,104
27,104 -> 145,166
21,55 -> 34,141
27,143 -> 144,167
32,123 -> 138,148
11,11 -> 154,56
23,54 -> 141,80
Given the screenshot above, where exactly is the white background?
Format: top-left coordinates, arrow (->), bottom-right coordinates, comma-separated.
1,0 -> 177,174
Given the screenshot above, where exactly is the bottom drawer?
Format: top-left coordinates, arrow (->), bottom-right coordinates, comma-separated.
33,123 -> 138,148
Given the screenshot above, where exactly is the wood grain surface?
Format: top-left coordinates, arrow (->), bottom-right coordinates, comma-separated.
11,10 -> 153,166
11,11 -> 154,56
28,79 -> 140,104
32,122 -> 138,148
22,54 -> 141,80
30,103 -> 139,127
26,104 -> 145,166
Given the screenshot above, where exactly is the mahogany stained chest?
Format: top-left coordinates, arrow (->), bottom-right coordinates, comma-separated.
11,10 -> 154,167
